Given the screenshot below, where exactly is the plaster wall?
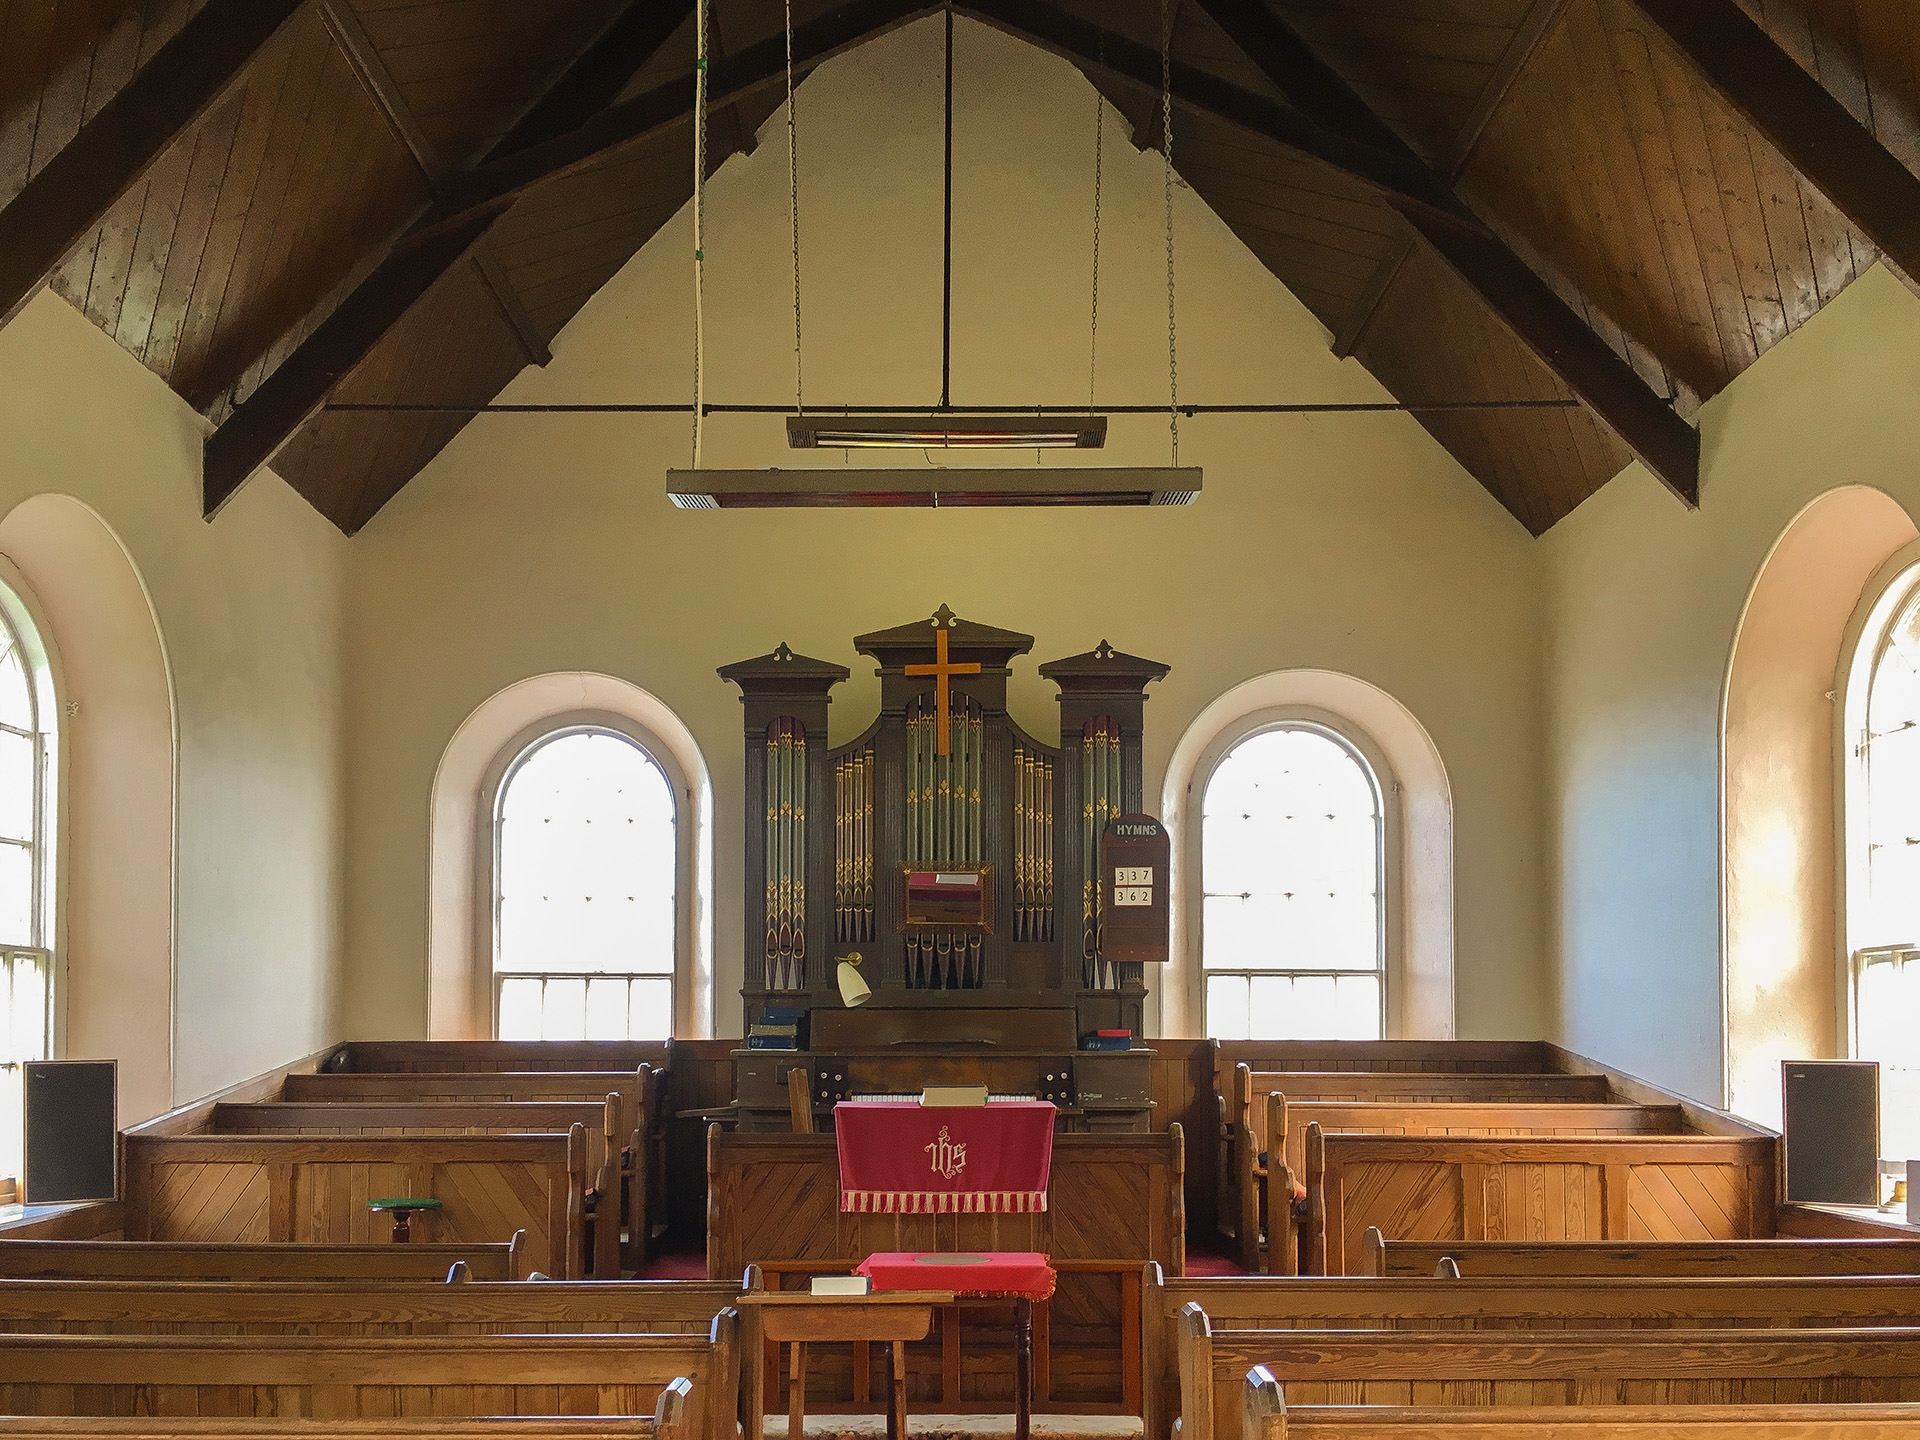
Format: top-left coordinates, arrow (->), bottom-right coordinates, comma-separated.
0,291 -> 348,1115
340,17 -> 1548,1041
1542,264 -> 1920,1108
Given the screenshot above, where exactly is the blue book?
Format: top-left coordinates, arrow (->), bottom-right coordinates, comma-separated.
746,1035 -> 800,1050
1080,1035 -> 1134,1051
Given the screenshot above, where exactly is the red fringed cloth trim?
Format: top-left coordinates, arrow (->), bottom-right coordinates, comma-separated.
858,1250 -> 1057,1299
840,1188 -> 1048,1215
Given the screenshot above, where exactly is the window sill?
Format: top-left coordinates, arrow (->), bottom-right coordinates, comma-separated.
0,1197 -> 121,1238
1778,1200 -> 1920,1238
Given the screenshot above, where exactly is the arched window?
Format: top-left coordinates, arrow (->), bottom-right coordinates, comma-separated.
1201,724 -> 1384,1040
1849,568 -> 1920,1157
0,579 -> 56,1199
493,728 -> 677,1041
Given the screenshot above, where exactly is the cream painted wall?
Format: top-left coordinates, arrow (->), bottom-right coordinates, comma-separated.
0,291 -> 348,1115
341,17 -> 1547,1041
1543,264 -> 1920,1108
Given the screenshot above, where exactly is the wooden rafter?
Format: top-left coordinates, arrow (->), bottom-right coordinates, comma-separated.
0,0 -> 308,328
1180,0 -> 1698,507
1627,0 -> 1920,295
204,0 -> 932,519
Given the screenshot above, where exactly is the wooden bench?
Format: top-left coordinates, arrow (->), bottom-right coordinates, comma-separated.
0,1236 -> 527,1282
0,1414 -> 689,1440
1364,1233 -> 1920,1278
1300,1125 -> 1777,1274
0,1316 -> 734,1440
1242,1371 -> 1920,1440
208,1100 -> 622,1277
1143,1265 -> 1920,1440
1253,1100 -> 1681,1275
0,1277 -> 745,1335
283,1067 -> 663,1268
123,1130 -> 587,1279
325,1040 -> 670,1074
1177,1307 -> 1920,1440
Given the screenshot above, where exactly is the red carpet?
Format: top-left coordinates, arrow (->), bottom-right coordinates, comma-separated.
1182,1241 -> 1247,1277
637,1244 -> 708,1280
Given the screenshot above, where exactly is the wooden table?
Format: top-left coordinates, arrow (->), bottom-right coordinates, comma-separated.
739,1291 -> 953,1440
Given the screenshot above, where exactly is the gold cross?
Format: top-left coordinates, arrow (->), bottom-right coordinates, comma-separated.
904,607 -> 980,756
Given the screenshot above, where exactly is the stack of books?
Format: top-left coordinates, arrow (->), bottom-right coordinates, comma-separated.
747,1006 -> 806,1050
1081,1028 -> 1134,1051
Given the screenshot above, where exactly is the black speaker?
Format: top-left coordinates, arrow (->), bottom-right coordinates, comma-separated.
1782,1059 -> 1878,1205
23,1060 -> 117,1203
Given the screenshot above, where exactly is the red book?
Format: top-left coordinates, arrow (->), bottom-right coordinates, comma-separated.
1096,1029 -> 1132,1038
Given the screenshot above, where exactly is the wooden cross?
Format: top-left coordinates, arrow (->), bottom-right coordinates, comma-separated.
904,606 -> 980,756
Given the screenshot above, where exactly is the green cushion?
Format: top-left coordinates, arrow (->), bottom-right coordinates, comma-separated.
368,1197 -> 441,1212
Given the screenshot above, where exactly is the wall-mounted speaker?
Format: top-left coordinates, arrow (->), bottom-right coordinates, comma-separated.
1782,1059 -> 1878,1206
23,1060 -> 117,1203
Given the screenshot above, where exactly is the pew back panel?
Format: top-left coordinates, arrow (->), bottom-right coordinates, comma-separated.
328,1041 -> 670,1074
0,1238 -> 525,1282
123,1132 -> 586,1279
0,1422 -> 681,1440
0,1279 -> 744,1335
1249,1072 -> 1613,1104
1187,1315 -> 1920,1440
1307,1132 -> 1776,1274
0,1316 -> 734,1440
1366,1236 -> 1920,1278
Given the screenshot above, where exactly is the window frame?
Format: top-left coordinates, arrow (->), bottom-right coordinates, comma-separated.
474,711 -> 693,1041
0,565 -> 61,1204
1187,707 -> 1398,1041
1841,559 -> 1920,1069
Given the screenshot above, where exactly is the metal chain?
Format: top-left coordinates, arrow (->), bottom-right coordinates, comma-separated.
786,0 -> 804,412
691,0 -> 709,466
1088,43 -> 1102,414
1162,0 -> 1178,466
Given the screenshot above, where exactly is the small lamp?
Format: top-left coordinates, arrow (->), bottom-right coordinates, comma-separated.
837,951 -> 871,1008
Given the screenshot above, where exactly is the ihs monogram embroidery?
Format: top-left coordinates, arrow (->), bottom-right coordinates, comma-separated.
925,1126 -> 967,1180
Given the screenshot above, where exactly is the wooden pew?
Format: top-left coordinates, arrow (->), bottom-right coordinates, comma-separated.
1143,1265 -> 1920,1440
0,1236 -> 527,1281
1254,1100 -> 1680,1276
0,1314 -> 734,1440
1250,1071 -> 1614,1103
326,1040 -> 670,1074
1300,1124 -> 1777,1274
208,1100 -> 622,1277
1242,1370 -> 1920,1440
0,1414 -> 689,1440
1364,1233 -> 1920,1278
122,1130 -> 588,1279
0,1277 -> 743,1335
708,1126 -> 1183,1416
282,1067 -> 662,1268
1178,1307 -> 1920,1440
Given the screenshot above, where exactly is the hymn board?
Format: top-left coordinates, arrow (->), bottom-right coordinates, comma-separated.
720,609 -> 1169,1131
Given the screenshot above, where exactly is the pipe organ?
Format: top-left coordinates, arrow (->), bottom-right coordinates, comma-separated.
720,610 -> 1169,1131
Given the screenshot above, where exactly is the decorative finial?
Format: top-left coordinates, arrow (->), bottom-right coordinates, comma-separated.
773,642 -> 794,662
930,604 -> 957,630
1094,639 -> 1115,659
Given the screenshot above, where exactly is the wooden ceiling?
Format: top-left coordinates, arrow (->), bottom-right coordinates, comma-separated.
2,0 -> 1917,536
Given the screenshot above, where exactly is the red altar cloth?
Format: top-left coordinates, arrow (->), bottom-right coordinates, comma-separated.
858,1251 -> 1056,1299
834,1100 -> 1056,1213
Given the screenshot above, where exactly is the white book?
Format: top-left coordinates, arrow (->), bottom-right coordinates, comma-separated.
809,1275 -> 872,1296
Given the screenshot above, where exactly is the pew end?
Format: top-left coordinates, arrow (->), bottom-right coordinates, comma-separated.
655,1375 -> 697,1440
1243,1367 -> 1285,1440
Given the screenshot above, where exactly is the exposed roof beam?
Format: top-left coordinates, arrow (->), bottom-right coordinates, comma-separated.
201,0 -> 761,517
1627,0 -> 1920,294
1444,0 -> 1572,176
1185,0 -> 1698,507
0,0 -> 308,327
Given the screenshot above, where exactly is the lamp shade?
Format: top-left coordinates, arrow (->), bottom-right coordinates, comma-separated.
837,955 -> 872,1007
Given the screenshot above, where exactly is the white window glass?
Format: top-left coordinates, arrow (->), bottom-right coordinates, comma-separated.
1853,580 -> 1920,1162
494,730 -> 677,1041
0,595 -> 52,1196
1202,726 -> 1383,1040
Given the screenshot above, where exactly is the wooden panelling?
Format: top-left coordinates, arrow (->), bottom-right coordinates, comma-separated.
1245,1393 -> 1920,1440
0,1238 -> 526,1282
1151,1037 -> 1217,1242
123,1131 -> 586,1278
0,1277 -> 741,1336
1310,1133 -> 1777,1274
0,1329 -> 726,1433
1366,1235 -> 1920,1277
